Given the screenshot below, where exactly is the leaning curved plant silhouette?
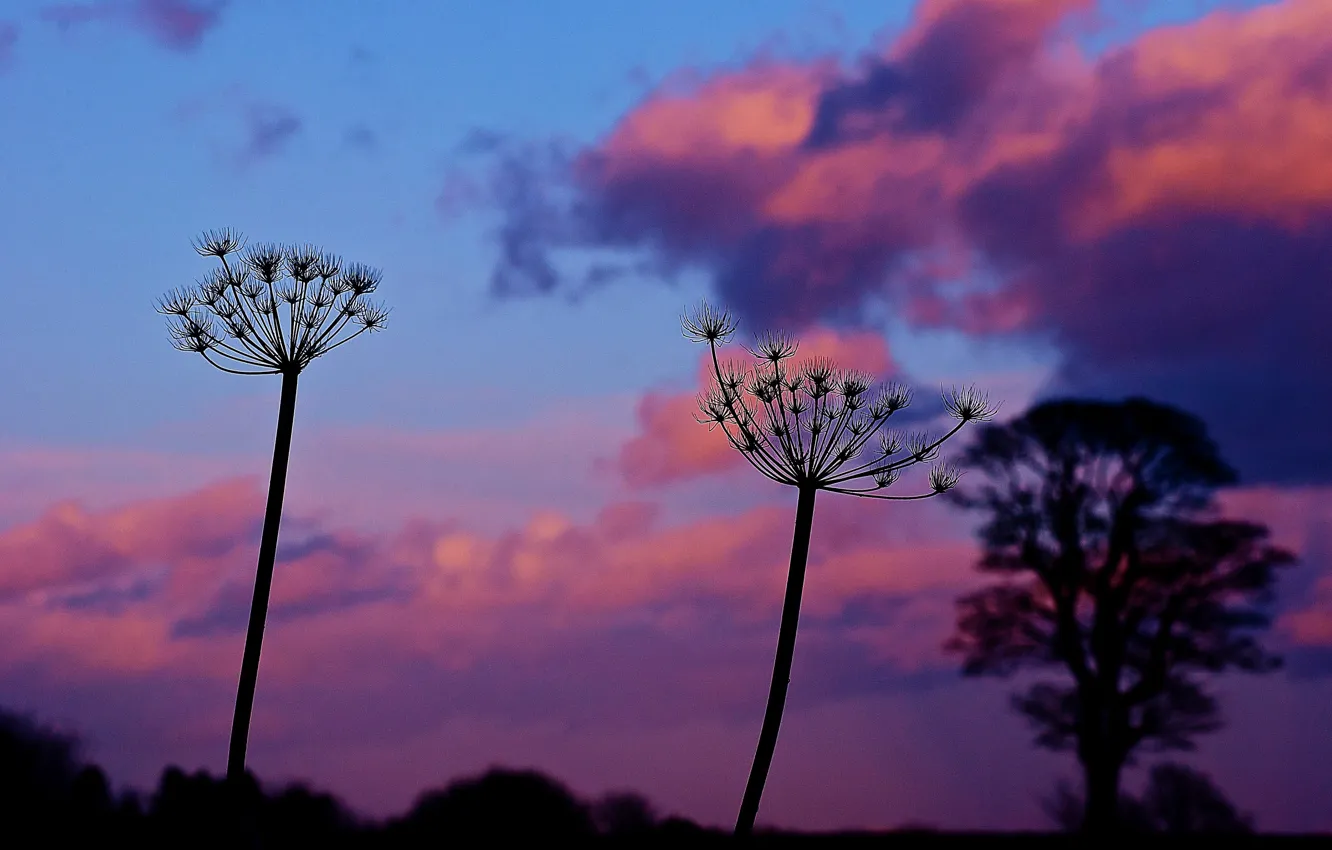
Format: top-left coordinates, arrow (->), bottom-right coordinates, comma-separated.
157,230 -> 388,783
681,302 -> 997,836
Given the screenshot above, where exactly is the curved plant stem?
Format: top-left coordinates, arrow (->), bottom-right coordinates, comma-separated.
735,484 -> 818,836
227,369 -> 299,784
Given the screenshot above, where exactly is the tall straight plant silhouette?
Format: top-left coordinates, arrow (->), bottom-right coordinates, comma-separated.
681,302 -> 997,835
157,229 -> 388,783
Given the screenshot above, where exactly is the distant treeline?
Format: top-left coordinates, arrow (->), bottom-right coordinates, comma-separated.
3,706 -> 1328,848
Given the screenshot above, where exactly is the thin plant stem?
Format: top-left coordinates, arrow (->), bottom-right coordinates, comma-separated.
735,484 -> 818,835
227,369 -> 300,784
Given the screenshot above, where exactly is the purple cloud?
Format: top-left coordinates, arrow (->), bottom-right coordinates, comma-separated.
0,22 -> 17,72
41,0 -> 225,52
236,103 -> 302,165
462,0 -> 1332,485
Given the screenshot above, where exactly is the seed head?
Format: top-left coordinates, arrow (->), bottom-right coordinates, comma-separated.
736,427 -> 762,453
874,468 -> 901,489
245,244 -> 287,282
343,263 -> 381,295
748,330 -> 797,364
681,301 -> 739,344
879,431 -> 903,456
943,385 -> 1000,423
869,383 -> 912,419
239,278 -> 266,300
801,357 -> 836,391
717,360 -> 750,394
286,244 -> 322,282
355,301 -> 390,331
308,287 -> 337,310
155,287 -> 197,317
929,463 -> 962,493
313,252 -> 342,280
192,228 -> 245,258
839,371 -> 872,399
695,390 -> 732,427
905,431 -> 938,461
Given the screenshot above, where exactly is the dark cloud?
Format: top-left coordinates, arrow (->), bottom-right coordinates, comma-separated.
52,574 -> 163,615
170,583 -> 409,639
173,530 -> 409,639
464,0 -> 1332,485
808,0 -> 1092,143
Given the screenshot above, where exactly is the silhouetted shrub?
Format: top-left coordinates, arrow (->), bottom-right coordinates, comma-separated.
594,790 -> 658,836
393,767 -> 596,847
1044,762 -> 1254,834
0,708 -> 81,819
263,781 -> 364,847
1139,763 -> 1254,833
148,766 -> 264,849
0,709 -> 148,845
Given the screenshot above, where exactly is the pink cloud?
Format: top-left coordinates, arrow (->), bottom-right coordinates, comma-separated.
0,463 -> 975,685
1,469 -> 1329,829
616,390 -> 740,488
1283,575 -> 1332,647
41,0 -> 225,51
1218,485 -> 1332,651
0,478 -> 258,603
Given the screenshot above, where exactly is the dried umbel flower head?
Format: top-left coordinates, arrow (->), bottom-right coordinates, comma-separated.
680,300 -> 990,499
158,232 -> 388,375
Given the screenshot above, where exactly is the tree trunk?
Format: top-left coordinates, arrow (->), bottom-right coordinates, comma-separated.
1081,749 -> 1124,836
227,369 -> 300,785
734,485 -> 818,836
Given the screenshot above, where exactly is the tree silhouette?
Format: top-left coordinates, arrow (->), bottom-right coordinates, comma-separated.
0,707 -> 143,842
156,229 -> 388,785
945,398 -> 1294,835
0,708 -> 81,824
681,302 -> 997,835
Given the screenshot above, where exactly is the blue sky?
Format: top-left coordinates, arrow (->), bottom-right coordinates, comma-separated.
0,0 -> 1267,446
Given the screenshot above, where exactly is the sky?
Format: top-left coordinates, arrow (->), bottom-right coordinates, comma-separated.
0,0 -> 1330,833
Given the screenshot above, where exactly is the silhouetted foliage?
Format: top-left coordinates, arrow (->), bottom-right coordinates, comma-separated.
0,708 -> 144,844
1044,762 -> 1253,834
391,767 -> 597,847
0,708 -> 81,819
594,789 -> 659,836
8,703 -> 1323,847
1138,762 -> 1255,833
139,765 -> 369,849
149,766 -> 260,848
682,302 -> 998,834
946,398 -> 1295,835
265,781 -> 363,845
156,229 -> 388,785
